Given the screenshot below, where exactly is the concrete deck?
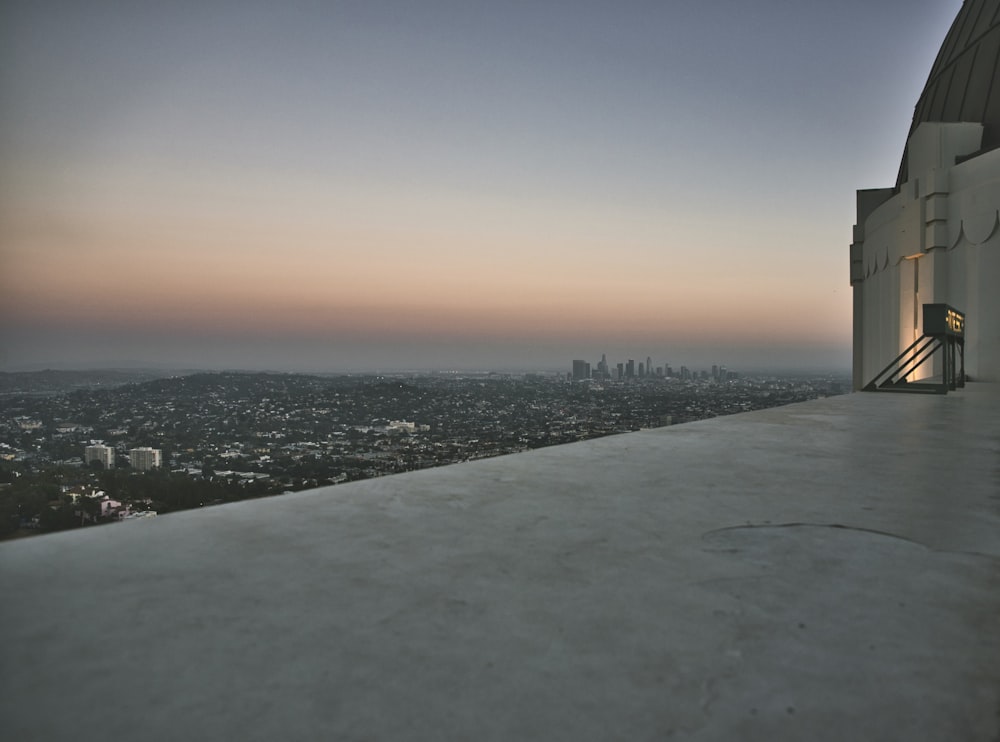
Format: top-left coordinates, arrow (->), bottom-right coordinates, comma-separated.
2,386 -> 999,741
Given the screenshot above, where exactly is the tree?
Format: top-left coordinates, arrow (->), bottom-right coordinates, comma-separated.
38,503 -> 79,532
0,499 -> 18,537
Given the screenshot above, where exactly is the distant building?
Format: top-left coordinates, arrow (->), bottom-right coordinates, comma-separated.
100,497 -> 124,518
596,354 -> 609,379
851,0 -> 1000,388
626,360 -> 636,379
572,360 -> 591,380
84,444 -> 115,469
388,420 -> 422,433
129,447 -> 162,471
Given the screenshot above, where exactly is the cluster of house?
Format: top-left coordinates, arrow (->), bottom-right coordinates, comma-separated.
69,490 -> 158,520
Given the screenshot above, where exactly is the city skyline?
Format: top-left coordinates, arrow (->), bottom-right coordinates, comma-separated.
0,1 -> 962,373
571,353 -> 736,380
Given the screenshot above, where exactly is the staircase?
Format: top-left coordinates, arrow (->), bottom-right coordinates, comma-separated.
864,304 -> 965,394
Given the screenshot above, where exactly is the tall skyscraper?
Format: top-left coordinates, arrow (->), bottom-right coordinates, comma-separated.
626,360 -> 636,379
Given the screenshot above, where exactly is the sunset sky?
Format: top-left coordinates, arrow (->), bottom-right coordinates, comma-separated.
0,0 -> 961,373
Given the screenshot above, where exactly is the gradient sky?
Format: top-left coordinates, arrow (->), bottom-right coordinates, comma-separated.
0,0 -> 963,372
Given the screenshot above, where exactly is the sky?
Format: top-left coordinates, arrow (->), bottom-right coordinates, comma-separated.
0,0 -> 963,373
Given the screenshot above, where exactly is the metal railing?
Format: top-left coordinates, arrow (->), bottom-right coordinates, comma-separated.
864,304 -> 965,394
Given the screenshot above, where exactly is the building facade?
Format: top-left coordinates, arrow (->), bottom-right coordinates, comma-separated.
129,447 -> 162,471
851,0 -> 1000,389
84,444 -> 115,469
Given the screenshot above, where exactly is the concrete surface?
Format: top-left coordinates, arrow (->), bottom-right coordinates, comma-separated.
2,386 -> 999,741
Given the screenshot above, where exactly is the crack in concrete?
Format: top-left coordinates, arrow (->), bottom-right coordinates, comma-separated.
701,522 -> 930,548
702,522 -> 1000,563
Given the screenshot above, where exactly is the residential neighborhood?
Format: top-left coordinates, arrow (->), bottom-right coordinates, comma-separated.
0,368 -> 847,538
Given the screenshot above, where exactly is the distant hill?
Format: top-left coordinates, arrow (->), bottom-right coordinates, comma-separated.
0,369 -> 180,395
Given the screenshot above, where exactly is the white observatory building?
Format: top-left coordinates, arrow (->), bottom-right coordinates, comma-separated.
851,0 -> 1000,389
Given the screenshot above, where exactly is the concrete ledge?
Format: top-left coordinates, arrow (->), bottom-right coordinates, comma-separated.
2,386 -> 999,741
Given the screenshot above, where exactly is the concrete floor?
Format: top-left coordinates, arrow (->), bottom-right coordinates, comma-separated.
2,386 -> 999,741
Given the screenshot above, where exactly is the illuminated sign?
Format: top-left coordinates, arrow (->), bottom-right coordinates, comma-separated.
923,304 -> 965,338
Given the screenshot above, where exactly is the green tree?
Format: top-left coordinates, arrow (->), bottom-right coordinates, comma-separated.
38,502 -> 79,532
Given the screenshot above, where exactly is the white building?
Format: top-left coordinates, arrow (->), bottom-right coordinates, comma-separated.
851,0 -> 1000,389
387,420 -> 417,433
83,444 -> 115,469
128,447 -> 162,471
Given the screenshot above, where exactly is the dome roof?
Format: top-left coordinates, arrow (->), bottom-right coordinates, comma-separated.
898,0 -> 1000,185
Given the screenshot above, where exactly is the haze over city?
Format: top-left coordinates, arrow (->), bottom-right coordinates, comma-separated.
0,0 -> 961,373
